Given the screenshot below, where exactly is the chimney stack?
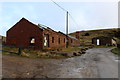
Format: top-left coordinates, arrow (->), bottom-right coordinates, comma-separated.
76,31 -> 80,39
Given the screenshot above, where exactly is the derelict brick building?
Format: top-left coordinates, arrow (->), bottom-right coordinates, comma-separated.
39,25 -> 67,49
92,36 -> 116,46
6,18 -> 80,50
7,18 -> 43,49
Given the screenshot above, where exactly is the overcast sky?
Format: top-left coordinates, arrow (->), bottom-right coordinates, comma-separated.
0,0 -> 118,36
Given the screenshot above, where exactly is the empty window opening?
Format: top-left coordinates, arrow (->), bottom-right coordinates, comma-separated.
52,37 -> 54,43
64,38 -> 65,43
58,38 -> 60,44
44,34 -> 49,47
30,37 -> 35,46
44,36 -> 47,46
71,39 -> 73,43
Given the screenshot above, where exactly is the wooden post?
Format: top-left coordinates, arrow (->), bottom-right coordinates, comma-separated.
18,47 -> 22,55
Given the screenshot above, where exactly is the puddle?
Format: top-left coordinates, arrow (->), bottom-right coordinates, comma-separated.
66,57 -> 74,60
73,68 -> 82,72
114,57 -> 119,62
67,68 -> 84,77
114,59 -> 119,62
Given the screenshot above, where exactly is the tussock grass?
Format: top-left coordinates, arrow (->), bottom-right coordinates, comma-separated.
2,46 -> 18,53
2,46 -> 89,59
61,46 -> 80,52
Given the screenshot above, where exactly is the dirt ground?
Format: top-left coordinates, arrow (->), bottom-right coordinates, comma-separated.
2,47 -> 119,78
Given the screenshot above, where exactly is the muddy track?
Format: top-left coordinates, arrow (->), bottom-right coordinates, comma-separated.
2,47 -> 119,78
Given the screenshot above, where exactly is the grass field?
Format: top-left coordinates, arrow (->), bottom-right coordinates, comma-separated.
70,28 -> 120,46
2,46 -> 88,59
111,48 -> 120,55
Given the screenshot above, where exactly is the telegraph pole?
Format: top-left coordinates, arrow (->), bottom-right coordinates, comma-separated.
66,11 -> 68,48
50,0 -> 76,48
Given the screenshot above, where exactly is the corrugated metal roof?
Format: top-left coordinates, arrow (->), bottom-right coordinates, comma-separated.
37,24 -> 47,30
68,35 -> 78,40
38,24 -> 79,40
37,24 -> 55,32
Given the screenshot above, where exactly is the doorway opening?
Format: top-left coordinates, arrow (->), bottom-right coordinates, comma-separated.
44,34 -> 49,47
97,39 -> 100,46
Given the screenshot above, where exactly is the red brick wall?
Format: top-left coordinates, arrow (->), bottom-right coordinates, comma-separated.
57,33 -> 66,48
6,18 -> 43,49
92,37 -> 112,46
68,37 -> 80,47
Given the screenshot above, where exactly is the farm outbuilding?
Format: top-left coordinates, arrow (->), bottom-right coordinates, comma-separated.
92,36 -> 116,46
6,18 -> 80,50
38,24 -> 67,49
7,18 -> 43,49
67,35 -> 80,47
